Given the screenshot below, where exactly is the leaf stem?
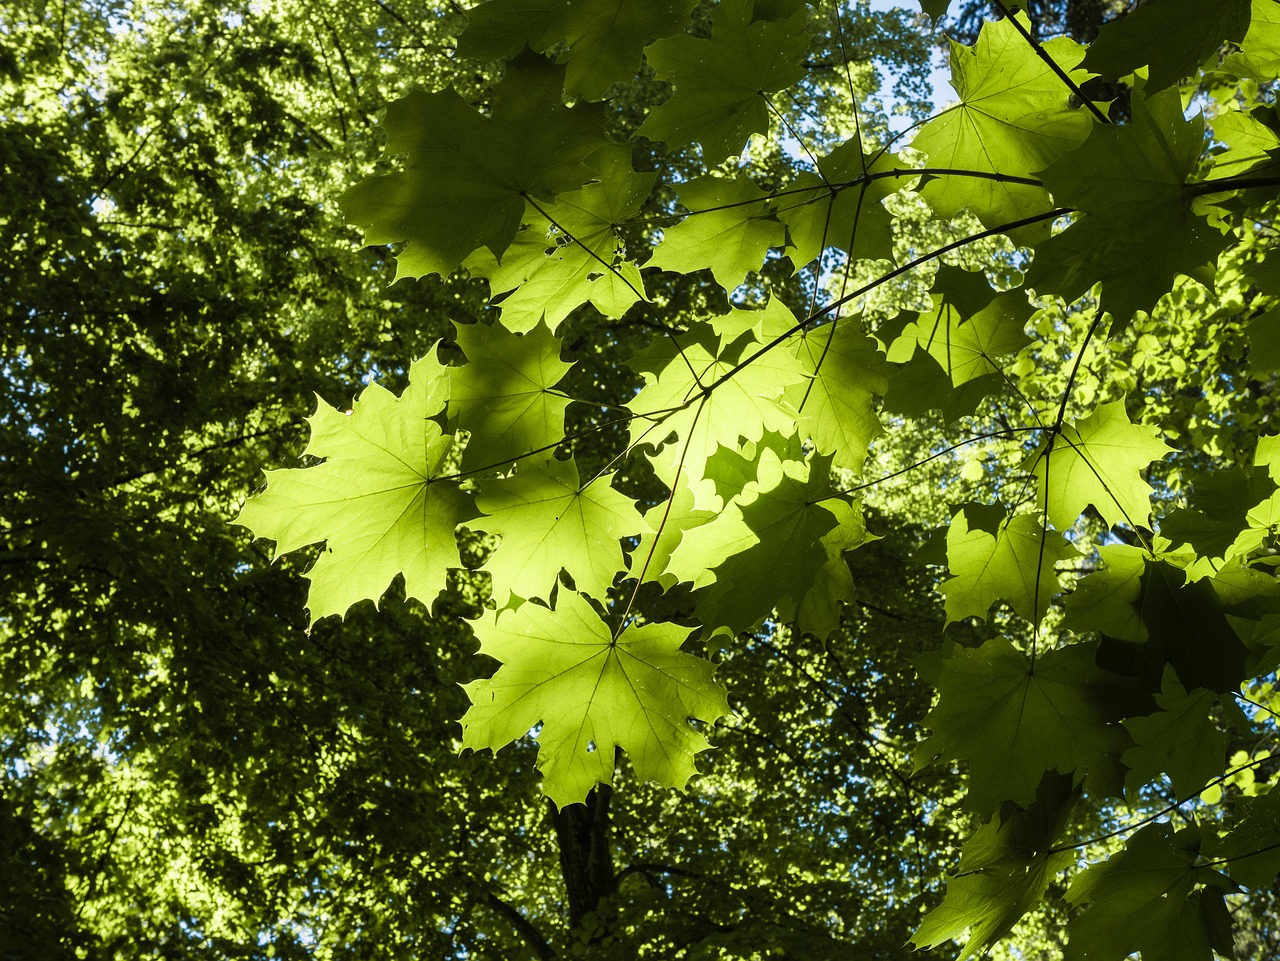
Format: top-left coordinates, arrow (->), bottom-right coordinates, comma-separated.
706,208 -> 1070,394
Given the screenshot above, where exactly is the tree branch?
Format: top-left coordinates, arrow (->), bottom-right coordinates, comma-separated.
483,891 -> 556,961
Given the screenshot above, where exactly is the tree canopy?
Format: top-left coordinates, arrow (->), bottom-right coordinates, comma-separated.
7,0 -> 1280,958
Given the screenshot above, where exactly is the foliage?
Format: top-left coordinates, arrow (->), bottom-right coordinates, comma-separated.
12,0 -> 1280,957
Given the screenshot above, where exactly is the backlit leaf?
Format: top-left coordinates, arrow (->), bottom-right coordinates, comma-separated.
647,174 -> 786,291
339,53 -> 607,279
456,0 -> 698,99
1028,86 -> 1228,327
449,321 -> 575,473
460,591 -> 731,806
1028,399 -> 1171,532
941,505 -> 1078,626
918,639 -> 1124,811
1084,0 -> 1251,91
911,12 -> 1093,232
637,0 -> 809,161
236,352 -> 474,620
472,456 -> 650,606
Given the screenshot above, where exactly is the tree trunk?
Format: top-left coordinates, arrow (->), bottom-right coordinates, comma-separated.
550,782 -> 617,936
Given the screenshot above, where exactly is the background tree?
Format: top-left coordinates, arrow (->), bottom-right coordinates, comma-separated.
944,0 -> 1130,42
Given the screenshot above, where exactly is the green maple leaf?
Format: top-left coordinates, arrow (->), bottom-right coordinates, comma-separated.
917,0 -> 951,23
783,318 -> 888,475
913,776 -> 1078,958
664,445 -> 866,638
701,432 -> 805,506
448,321 -> 574,473
1205,109 -> 1280,183
633,476 -> 716,590
880,349 -> 1004,421
1122,668 -> 1227,798
911,12 -> 1093,232
885,266 -> 1033,388
1160,466 -> 1276,561
1220,0 -> 1280,81
339,52 -> 607,279
1136,562 -> 1251,694
1248,307 -> 1280,371
456,0 -> 697,100
235,351 -> 474,621
1063,542 -> 1151,642
646,174 -> 786,292
918,639 -> 1124,811
1066,824 -> 1235,961
1216,785 -> 1280,887
637,0 -> 809,161
627,303 -> 807,499
1084,0 -> 1252,91
775,137 -> 899,269
463,149 -> 654,331
1250,433 -> 1280,520
1079,557 -> 1252,693
472,456 -> 650,606
1028,85 -> 1228,328
460,591 -> 731,807
1028,399 -> 1171,531
941,505 -> 1078,626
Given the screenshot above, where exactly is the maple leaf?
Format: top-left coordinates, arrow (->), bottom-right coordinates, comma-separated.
459,590 -> 732,807
1135,562 -> 1251,694
626,303 -> 807,499
235,351 -> 475,621
885,266 -> 1033,388
1073,555 -> 1254,694
456,0 -> 697,100
880,348 -> 1005,422
448,321 -> 574,474
1205,109 -> 1280,183
941,505 -> 1078,626
339,52 -> 607,279
1065,824 -> 1236,961
1122,668 -> 1227,798
637,0 -> 809,161
1028,85 -> 1228,327
1028,399 -> 1171,532
1220,0 -> 1280,81
633,475 -> 716,591
463,148 -> 654,332
775,137 -> 899,269
472,456 -> 651,606
1216,785 -> 1280,887
700,431 -> 806,506
646,174 -> 786,292
1161,435 -> 1280,563
911,12 -> 1093,232
664,444 -> 866,638
1160,466 -> 1276,561
918,639 -> 1125,811
1084,0 -> 1252,91
783,317 -> 887,475
1063,543 -> 1151,643
913,775 -> 1078,959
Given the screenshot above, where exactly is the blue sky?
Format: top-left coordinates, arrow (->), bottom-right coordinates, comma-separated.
869,0 -> 955,114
